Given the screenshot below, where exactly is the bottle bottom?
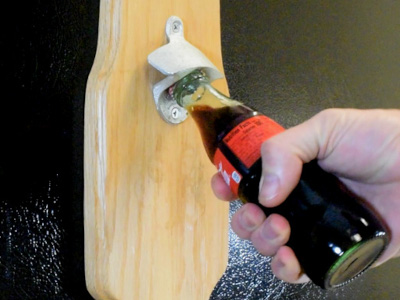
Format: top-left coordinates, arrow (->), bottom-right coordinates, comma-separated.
325,236 -> 386,288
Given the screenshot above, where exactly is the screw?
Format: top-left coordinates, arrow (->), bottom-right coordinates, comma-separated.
171,107 -> 180,119
172,21 -> 181,33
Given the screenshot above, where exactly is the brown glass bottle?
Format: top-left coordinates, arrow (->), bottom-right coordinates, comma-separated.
173,69 -> 389,289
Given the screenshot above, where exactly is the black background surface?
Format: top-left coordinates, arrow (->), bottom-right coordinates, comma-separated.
1,1 -> 399,299
1,1 -> 98,299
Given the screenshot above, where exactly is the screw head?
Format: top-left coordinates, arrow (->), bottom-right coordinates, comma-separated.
171,107 -> 180,119
172,21 -> 181,33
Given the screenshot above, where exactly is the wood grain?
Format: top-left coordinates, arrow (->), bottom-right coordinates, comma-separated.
84,0 -> 229,299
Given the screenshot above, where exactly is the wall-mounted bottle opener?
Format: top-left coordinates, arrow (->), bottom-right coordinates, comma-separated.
148,16 -> 223,124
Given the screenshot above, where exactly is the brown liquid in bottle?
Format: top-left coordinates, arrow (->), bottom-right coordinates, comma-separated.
189,103 -> 283,202
189,104 -> 257,161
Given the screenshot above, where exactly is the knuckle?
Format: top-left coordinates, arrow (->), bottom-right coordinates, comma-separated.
251,228 -> 281,257
316,108 -> 340,119
253,240 -> 278,257
231,220 -> 251,240
260,137 -> 280,155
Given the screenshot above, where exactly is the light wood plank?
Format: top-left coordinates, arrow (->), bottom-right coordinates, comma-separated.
84,0 -> 229,299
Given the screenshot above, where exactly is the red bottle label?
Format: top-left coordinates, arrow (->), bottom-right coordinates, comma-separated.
213,115 -> 284,196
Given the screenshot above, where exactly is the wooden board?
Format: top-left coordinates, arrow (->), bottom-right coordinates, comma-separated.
84,0 -> 229,299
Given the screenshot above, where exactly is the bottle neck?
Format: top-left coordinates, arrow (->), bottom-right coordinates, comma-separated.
172,69 -> 240,109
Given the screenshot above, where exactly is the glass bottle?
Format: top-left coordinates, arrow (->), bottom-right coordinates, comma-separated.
172,69 -> 389,289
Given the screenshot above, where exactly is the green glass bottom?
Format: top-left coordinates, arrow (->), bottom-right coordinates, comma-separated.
326,237 -> 386,288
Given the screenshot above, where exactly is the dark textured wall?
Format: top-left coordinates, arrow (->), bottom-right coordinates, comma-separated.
1,1 -> 98,299
0,0 -> 399,299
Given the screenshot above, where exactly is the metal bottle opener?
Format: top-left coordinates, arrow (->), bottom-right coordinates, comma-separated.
148,16 -> 224,124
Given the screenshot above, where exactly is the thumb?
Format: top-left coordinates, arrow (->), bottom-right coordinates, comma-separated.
258,110 -> 334,207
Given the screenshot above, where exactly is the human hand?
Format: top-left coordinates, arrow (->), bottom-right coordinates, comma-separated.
211,108 -> 400,284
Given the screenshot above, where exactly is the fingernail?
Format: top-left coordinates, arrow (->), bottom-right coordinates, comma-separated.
261,218 -> 279,240
259,173 -> 280,205
239,210 -> 257,231
275,257 -> 285,270
275,258 -> 287,279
